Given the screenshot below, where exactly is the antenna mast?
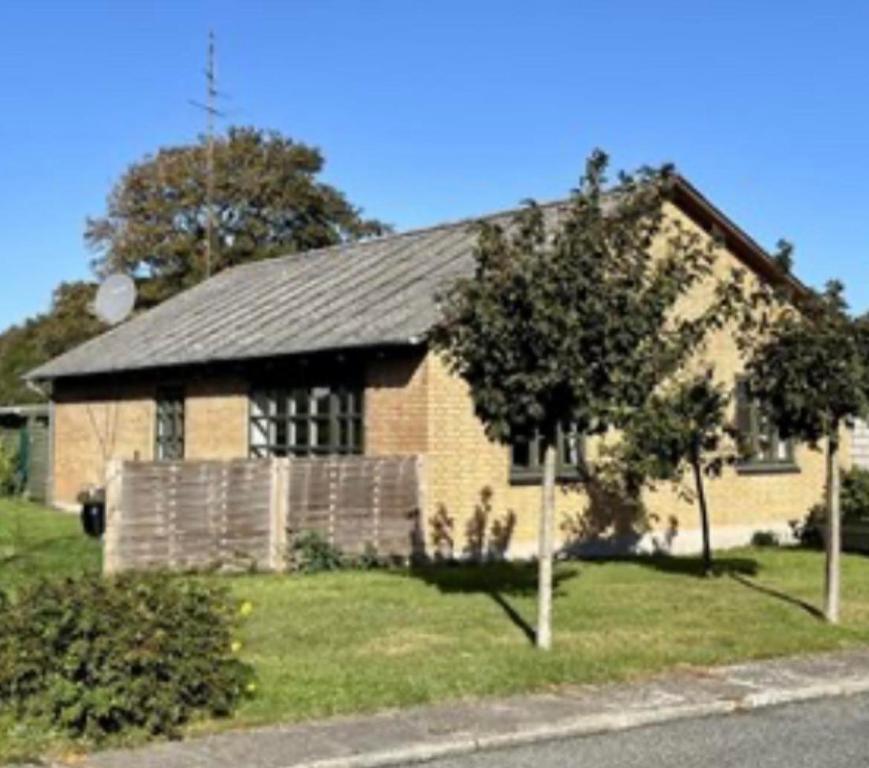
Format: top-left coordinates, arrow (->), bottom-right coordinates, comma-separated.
205,30 -> 217,278
190,31 -> 223,278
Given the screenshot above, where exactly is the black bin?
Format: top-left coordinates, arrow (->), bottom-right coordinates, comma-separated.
81,500 -> 105,538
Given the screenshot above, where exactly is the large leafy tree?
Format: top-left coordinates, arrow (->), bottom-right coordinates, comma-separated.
0,127 -> 386,403
747,281 -> 869,623
0,282 -> 104,404
433,150 -> 745,649
86,126 -> 388,305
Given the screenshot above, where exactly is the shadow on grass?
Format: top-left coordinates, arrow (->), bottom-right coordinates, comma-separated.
404,561 -> 579,645
629,550 -> 824,621
629,553 -> 759,579
728,572 -> 824,620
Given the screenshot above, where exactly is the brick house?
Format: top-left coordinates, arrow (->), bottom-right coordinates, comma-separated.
28,177 -> 831,557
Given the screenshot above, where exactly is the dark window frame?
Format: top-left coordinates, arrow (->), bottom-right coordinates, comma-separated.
155,386 -> 185,461
249,384 -> 364,458
510,423 -> 584,485
734,378 -> 799,475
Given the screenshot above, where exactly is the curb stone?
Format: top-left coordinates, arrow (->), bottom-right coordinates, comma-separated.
72,650 -> 869,768
290,678 -> 869,768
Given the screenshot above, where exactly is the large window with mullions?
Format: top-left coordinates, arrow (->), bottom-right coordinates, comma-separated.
249,385 -> 363,458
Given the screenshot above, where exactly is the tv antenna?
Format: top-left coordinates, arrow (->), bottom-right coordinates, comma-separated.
189,30 -> 226,279
94,273 -> 137,325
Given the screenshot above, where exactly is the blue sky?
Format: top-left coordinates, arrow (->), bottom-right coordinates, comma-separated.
1,0 -> 867,329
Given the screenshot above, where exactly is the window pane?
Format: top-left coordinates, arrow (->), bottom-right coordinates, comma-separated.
251,391 -> 271,419
249,383 -> 362,457
352,417 -> 363,452
736,377 -> 791,466
155,387 -> 184,461
313,417 -> 331,449
292,389 -> 309,416
275,393 -> 287,418
275,418 -> 288,448
311,387 -> 331,415
512,440 -> 531,469
561,424 -> 580,467
293,418 -> 309,450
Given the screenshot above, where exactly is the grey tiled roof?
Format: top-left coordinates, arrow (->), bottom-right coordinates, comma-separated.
27,177 -> 800,382
27,211 -> 504,380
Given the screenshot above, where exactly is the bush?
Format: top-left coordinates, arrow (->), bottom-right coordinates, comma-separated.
0,439 -> 19,496
288,530 -> 345,573
791,506 -> 824,549
0,572 -> 254,742
287,531 -> 391,573
751,530 -> 781,548
842,467 -> 869,523
792,468 -> 869,549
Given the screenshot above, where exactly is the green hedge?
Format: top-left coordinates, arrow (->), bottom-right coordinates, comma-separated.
0,573 -> 254,742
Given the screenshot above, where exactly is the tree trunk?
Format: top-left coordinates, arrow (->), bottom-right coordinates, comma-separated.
536,433 -> 557,650
824,429 -> 841,624
691,445 -> 713,577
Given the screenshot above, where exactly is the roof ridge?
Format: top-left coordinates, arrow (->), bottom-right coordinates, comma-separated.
229,196 -> 572,274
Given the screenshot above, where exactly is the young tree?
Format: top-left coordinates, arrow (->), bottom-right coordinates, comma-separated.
433,151 -> 743,649
86,126 -> 388,306
614,373 -> 732,576
747,281 -> 869,623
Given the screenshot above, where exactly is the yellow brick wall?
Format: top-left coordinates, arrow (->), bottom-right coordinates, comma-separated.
53,380 -> 155,507
365,351 -> 429,455
185,376 -> 249,459
52,373 -> 250,507
51,354 -> 430,509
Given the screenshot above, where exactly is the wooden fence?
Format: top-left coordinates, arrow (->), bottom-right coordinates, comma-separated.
104,456 -> 422,574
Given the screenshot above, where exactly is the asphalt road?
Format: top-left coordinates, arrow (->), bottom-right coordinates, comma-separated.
417,693 -> 869,768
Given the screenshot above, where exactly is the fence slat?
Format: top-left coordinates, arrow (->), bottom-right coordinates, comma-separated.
106,455 -> 420,573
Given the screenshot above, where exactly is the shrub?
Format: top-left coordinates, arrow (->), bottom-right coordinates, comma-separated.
751,530 -> 780,548
0,439 -> 19,496
842,467 -> 869,523
791,506 -> 825,549
0,572 -> 254,742
288,530 -> 345,573
287,532 -> 392,572
792,468 -> 869,548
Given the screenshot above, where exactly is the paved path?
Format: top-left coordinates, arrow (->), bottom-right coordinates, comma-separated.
81,649 -> 869,768
421,692 -> 869,768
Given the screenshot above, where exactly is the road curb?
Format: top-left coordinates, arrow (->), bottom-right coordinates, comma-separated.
291,678 -> 869,768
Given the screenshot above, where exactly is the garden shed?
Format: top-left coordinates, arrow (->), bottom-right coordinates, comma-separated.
0,404 -> 50,501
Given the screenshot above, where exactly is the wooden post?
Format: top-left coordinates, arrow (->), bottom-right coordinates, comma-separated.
103,458 -> 124,575
372,459 -> 382,553
825,432 -> 841,623
270,458 -> 290,571
536,435 -> 557,651
328,460 -> 338,548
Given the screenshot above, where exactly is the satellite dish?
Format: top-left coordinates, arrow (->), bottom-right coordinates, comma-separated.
94,274 -> 137,325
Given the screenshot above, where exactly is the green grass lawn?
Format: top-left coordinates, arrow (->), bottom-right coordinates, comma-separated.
0,498 -> 100,592
2,499 -> 869,761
